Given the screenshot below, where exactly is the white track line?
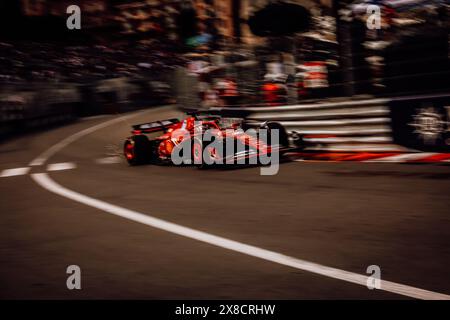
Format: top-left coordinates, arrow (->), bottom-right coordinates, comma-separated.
0,167 -> 30,178
28,110 -> 450,300
96,156 -> 123,164
29,111 -> 146,166
47,162 -> 77,171
31,173 -> 450,300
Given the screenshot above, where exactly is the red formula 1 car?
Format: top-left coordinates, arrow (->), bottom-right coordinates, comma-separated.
123,112 -> 301,167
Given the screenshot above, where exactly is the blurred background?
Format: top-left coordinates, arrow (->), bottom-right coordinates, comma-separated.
1,1 -> 450,301
0,0 -> 449,150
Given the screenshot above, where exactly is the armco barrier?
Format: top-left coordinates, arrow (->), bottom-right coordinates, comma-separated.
0,75 -> 174,138
0,87 -> 80,138
210,94 -> 450,152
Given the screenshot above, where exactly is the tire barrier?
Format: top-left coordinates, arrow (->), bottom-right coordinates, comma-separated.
211,94 -> 450,152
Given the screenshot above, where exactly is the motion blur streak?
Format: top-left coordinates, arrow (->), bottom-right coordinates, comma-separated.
28,109 -> 149,166
24,108 -> 450,300
0,167 -> 30,177
47,162 -> 77,172
31,172 -> 450,301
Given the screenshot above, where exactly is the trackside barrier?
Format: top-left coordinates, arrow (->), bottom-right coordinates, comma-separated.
0,88 -> 79,137
0,76 -> 174,139
210,94 -> 450,152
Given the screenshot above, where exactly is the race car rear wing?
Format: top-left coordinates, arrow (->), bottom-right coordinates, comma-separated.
132,118 -> 180,133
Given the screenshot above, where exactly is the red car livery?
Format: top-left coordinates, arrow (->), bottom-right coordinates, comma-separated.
123,113 -> 297,168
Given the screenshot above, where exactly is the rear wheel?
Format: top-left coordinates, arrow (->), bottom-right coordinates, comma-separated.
124,135 -> 152,165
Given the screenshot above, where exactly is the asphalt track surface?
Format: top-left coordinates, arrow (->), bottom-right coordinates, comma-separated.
1,106 -> 450,299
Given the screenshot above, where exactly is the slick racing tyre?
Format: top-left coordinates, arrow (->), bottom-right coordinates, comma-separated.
260,122 -> 289,149
124,135 -> 152,166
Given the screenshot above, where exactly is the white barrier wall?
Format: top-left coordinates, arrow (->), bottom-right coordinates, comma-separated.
215,98 -> 403,152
